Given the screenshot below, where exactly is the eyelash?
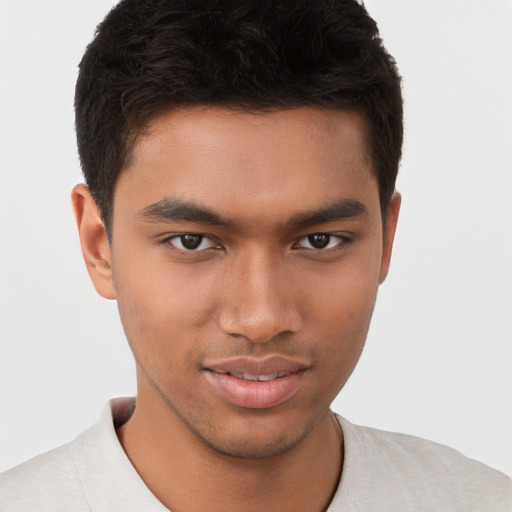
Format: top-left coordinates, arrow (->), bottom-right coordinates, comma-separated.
164,234 -> 221,252
162,233 -> 351,253
292,233 -> 350,251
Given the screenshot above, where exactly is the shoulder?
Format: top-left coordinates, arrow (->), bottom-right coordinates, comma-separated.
0,442 -> 90,511
0,398 -> 140,512
333,415 -> 512,511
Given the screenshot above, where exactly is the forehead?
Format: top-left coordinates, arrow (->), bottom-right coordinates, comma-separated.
116,106 -> 378,224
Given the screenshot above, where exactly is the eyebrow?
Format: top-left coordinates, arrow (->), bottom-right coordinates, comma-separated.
139,198 -> 232,227
138,197 -> 368,230
288,199 -> 368,230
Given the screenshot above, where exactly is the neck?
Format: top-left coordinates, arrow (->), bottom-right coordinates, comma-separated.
117,388 -> 343,512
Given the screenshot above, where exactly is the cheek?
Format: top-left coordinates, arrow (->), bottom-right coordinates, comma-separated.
304,254 -> 381,377
317,285 -> 376,366
114,247 -> 213,320
112,255 -> 221,367
306,244 -> 381,328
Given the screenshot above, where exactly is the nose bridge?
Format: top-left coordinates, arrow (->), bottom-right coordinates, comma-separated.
218,246 -> 301,342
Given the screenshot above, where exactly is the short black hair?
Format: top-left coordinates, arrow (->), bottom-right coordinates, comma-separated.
75,0 -> 403,237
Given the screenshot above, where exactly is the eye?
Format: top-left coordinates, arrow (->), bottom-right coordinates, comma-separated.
294,233 -> 347,250
166,234 -> 218,252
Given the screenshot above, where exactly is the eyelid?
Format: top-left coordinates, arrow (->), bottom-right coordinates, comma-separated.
159,231 -> 351,253
162,233 -> 221,252
293,232 -> 351,250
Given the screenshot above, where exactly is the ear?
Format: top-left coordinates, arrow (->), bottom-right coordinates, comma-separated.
71,184 -> 116,299
379,192 -> 401,284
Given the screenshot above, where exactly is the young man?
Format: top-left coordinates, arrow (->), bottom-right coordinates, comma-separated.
1,0 -> 510,510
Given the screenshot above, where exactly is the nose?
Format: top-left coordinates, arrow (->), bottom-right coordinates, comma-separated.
218,249 -> 302,343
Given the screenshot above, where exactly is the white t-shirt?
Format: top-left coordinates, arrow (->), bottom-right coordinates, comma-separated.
1,397 -> 510,511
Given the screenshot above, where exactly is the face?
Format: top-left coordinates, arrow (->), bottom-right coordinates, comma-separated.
76,106 -> 399,459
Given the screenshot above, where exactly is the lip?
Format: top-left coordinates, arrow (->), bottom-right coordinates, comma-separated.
204,355 -> 309,375
203,356 -> 309,409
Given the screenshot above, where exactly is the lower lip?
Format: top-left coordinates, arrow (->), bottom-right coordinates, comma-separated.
204,371 -> 304,409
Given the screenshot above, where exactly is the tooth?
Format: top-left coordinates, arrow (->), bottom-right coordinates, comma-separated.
258,373 -> 278,381
228,371 -> 288,381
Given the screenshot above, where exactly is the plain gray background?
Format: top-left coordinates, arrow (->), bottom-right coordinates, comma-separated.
1,0 -> 511,475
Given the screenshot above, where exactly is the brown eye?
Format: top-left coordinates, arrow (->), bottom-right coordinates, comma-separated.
307,234 -> 330,249
180,234 -> 203,250
295,233 -> 348,251
167,234 -> 217,252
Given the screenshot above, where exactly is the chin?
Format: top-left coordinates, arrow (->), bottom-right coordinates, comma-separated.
198,428 -> 310,460
186,407 -> 325,460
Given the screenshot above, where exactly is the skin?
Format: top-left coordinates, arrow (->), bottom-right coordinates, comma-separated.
72,106 -> 400,512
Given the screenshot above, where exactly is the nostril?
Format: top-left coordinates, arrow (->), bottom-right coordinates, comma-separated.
218,304 -> 301,343
218,255 -> 302,340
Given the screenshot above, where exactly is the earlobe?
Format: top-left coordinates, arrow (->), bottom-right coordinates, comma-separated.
71,184 -> 116,300
379,192 -> 401,284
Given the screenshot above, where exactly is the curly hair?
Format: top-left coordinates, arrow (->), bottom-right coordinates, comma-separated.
75,0 -> 403,236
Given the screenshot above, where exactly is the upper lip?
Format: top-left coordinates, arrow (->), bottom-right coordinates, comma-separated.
204,355 -> 310,376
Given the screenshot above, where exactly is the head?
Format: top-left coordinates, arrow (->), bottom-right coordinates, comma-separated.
73,0 -> 403,459
75,0 -> 402,238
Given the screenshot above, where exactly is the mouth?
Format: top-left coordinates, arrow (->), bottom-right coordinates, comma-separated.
203,356 -> 309,409
214,371 -> 289,381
